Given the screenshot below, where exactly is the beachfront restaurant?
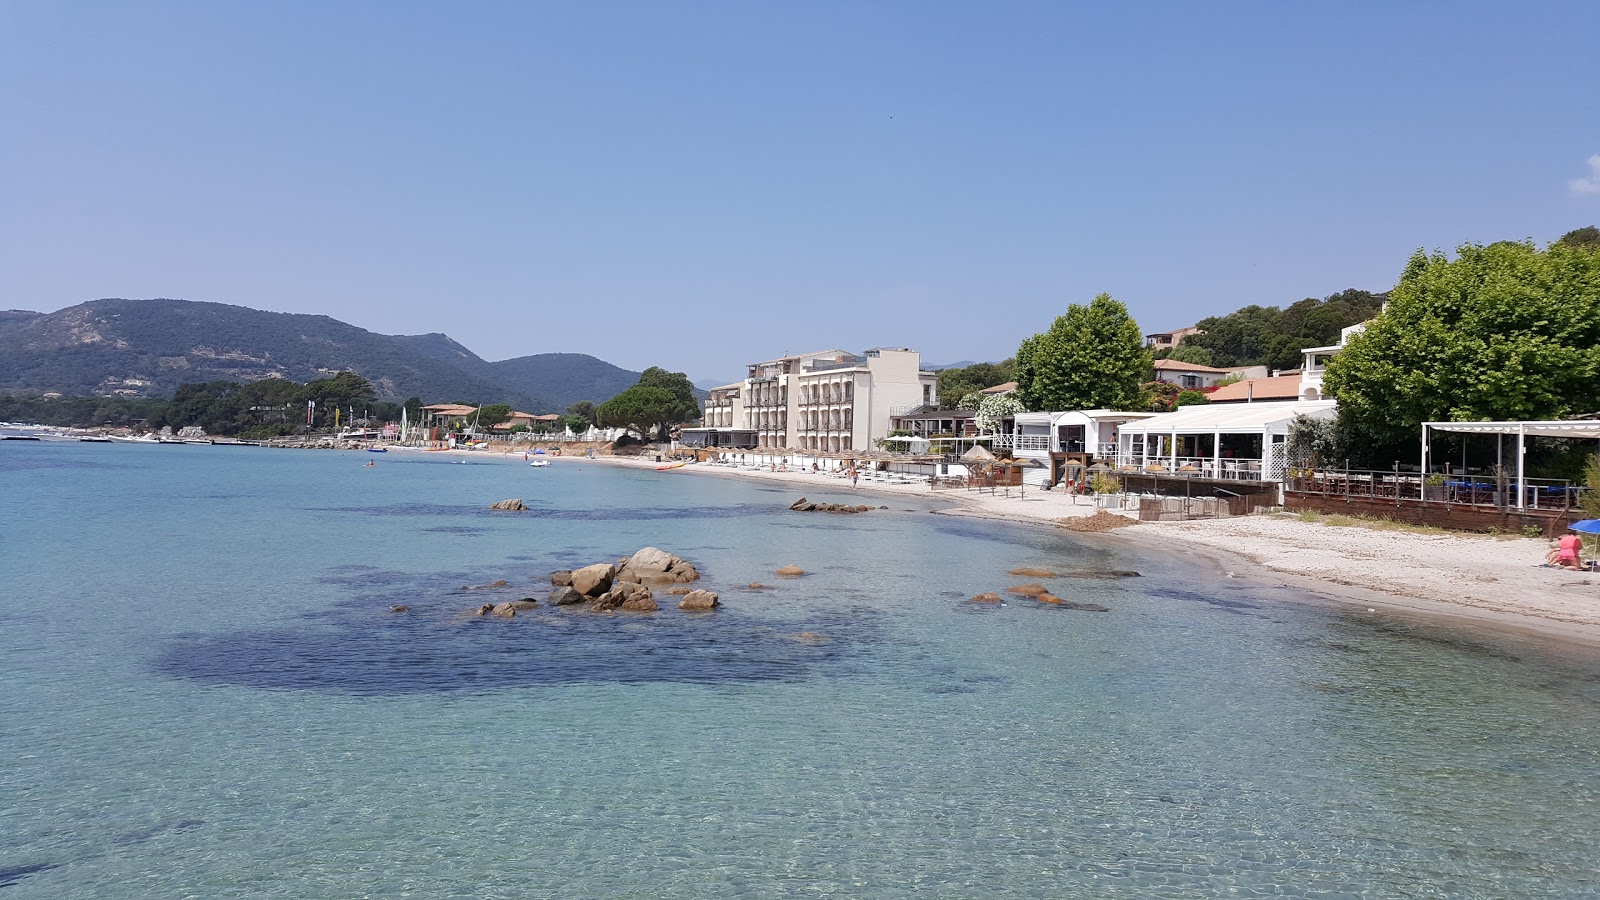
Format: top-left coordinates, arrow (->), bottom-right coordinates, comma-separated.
1114,399 -> 1338,484
1009,409 -> 1160,486
678,427 -> 759,450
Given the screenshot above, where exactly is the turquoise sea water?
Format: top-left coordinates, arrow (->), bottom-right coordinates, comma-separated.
3,442 -> 1599,898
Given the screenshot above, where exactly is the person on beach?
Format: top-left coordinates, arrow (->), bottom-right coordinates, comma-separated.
848,466 -> 859,487
1555,531 -> 1584,570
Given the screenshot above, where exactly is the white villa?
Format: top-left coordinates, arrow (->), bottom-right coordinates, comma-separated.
684,347 -> 938,453
1296,320 -> 1367,401
1115,399 -> 1338,481
1006,409 -> 1160,485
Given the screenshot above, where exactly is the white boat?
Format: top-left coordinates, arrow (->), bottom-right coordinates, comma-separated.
529,458 -> 550,467
109,435 -> 159,443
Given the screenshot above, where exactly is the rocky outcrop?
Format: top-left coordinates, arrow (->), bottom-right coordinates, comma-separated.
677,589 -> 719,610
615,547 -> 700,585
788,498 -> 871,514
548,586 -> 585,606
1005,583 -> 1049,597
570,563 -> 617,597
967,592 -> 1003,604
389,605 -> 410,613
775,565 -> 805,578
491,602 -> 519,618
550,570 -> 573,587
473,603 -> 495,616
488,499 -> 528,511
593,581 -> 654,612
1008,567 -> 1057,578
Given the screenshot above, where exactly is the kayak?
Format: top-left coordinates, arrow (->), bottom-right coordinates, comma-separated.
654,461 -> 688,471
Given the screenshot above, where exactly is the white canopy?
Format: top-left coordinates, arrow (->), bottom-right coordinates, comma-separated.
1425,420 -> 1600,440
1118,400 -> 1337,437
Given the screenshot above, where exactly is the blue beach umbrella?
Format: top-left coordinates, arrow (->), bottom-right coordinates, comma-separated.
1569,520 -> 1600,534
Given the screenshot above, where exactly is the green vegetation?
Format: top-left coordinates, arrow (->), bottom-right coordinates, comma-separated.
1175,289 -> 1386,371
936,360 -> 1015,406
1324,239 -> 1600,459
0,393 -> 166,427
1015,293 -> 1149,411
596,366 -> 701,440
474,404 -> 513,428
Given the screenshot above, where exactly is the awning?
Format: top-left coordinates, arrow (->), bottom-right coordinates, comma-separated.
1118,400 -> 1337,437
1424,420 -> 1600,440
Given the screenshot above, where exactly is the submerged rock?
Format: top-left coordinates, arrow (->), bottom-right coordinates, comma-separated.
1008,566 -> 1058,578
1058,570 -> 1142,579
775,565 -> 805,577
663,585 -> 694,596
388,605 -> 410,613
967,592 -> 1003,604
550,570 -> 573,587
473,603 -> 495,617
1005,583 -> 1049,597
491,602 -> 518,618
487,499 -> 528,511
463,579 -> 509,591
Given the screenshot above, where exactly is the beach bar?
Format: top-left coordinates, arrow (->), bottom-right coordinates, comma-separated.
1115,400 -> 1337,483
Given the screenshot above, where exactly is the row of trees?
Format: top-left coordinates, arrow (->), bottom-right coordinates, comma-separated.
596,367 -> 700,440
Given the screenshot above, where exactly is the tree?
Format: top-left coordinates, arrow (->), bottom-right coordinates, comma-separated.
635,367 -> 701,424
1556,226 -> 1600,250
1174,389 -> 1211,408
598,385 -> 680,439
936,360 -> 1015,406
974,394 -> 1024,433
1324,240 -> 1600,452
1015,293 -> 1149,411
475,404 -> 513,428
562,413 -> 591,435
1181,289 -> 1387,370
1159,344 -> 1215,366
566,400 -> 598,425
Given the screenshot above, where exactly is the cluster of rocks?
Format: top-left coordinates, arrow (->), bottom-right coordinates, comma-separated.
488,499 -> 529,511
789,497 -> 873,514
475,599 -> 540,618
961,565 -> 1135,612
547,547 -> 719,612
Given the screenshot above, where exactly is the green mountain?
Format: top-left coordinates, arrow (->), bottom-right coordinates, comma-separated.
0,298 -> 645,411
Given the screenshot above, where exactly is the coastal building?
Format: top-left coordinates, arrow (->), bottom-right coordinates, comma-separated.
1296,320 -> 1367,401
1144,325 -> 1203,350
1009,409 -> 1160,485
696,348 -> 938,453
1151,359 -> 1266,390
1115,399 -> 1338,482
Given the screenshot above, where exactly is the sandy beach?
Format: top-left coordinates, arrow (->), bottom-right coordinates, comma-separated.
520,450 -> 1599,643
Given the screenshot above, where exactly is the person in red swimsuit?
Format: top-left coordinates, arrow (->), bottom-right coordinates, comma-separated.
1556,531 -> 1584,570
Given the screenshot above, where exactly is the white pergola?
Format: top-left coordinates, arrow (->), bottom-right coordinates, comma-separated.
1422,420 -> 1600,509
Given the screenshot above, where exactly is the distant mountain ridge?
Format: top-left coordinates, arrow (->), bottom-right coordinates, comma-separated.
0,298 -> 647,412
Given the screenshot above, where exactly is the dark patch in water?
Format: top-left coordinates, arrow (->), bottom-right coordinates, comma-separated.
313,502 -> 776,522
1146,586 -> 1262,613
153,607 -> 890,695
1368,623 -> 1522,662
114,818 -> 205,846
0,862 -> 60,887
422,525 -> 489,535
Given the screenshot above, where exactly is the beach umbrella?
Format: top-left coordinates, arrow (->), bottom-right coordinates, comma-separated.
1569,520 -> 1600,534
962,445 -> 996,462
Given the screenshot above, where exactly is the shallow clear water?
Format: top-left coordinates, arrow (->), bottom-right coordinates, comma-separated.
3,442 -> 1599,898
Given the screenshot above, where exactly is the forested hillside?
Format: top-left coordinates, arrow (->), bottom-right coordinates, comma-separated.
1163,289 -> 1387,371
0,298 -> 648,410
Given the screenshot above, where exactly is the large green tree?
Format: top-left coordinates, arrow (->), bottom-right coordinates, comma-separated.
635,367 -> 701,424
597,385 -> 681,440
936,360 -> 1015,406
1323,240 -> 1600,449
1014,293 -> 1150,411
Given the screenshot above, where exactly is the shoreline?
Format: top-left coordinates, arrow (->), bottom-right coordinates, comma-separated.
555,451 -> 1600,647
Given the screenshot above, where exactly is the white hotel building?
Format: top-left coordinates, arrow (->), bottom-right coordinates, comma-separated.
686,348 -> 938,454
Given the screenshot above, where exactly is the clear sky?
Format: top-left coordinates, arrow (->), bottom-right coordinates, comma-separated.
3,1 -> 1596,384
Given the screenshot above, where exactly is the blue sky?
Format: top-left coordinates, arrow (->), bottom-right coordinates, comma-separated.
3,1 -> 1596,384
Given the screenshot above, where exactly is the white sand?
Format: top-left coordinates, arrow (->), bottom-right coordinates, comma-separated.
393,447 -> 1600,642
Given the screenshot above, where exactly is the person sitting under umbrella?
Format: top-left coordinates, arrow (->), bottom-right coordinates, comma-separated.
1554,529 -> 1585,570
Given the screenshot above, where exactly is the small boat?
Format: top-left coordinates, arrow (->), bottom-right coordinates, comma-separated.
79,436 -> 114,443
1,435 -> 41,441
529,458 -> 550,467
367,447 -> 388,453
184,439 -> 213,445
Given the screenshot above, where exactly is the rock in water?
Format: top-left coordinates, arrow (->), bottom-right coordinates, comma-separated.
548,586 -> 585,606
488,499 -> 528,511
389,605 -> 410,613
491,602 -> 518,618
570,563 -> 617,597
967,592 -> 1003,604
775,565 -> 805,577
473,603 -> 495,617
789,497 -> 810,510
1005,583 -> 1049,597
678,590 -> 719,610
594,581 -> 654,612
663,585 -> 694,595
1009,566 -> 1058,578
549,570 -> 573,587
616,547 -> 701,584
